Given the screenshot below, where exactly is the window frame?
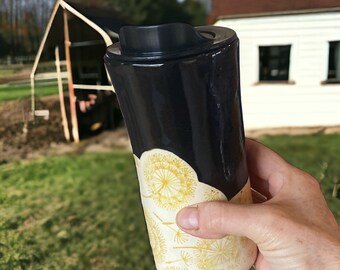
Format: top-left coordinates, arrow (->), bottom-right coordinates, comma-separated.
323,40 -> 340,84
258,45 -> 292,83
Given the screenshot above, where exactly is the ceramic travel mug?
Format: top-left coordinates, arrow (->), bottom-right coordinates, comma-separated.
104,23 -> 257,270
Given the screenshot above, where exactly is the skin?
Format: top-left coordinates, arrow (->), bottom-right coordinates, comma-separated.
176,139 -> 340,270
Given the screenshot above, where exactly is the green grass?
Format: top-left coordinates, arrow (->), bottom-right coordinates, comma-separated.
0,83 -> 58,102
260,133 -> 340,220
0,134 -> 339,269
0,151 -> 154,270
0,69 -> 17,77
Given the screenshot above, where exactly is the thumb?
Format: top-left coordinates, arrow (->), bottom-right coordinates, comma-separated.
176,201 -> 270,243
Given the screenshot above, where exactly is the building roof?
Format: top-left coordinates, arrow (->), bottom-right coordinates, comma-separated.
216,7 -> 340,21
209,0 -> 340,22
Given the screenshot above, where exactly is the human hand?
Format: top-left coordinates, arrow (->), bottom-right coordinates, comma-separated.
176,139 -> 340,269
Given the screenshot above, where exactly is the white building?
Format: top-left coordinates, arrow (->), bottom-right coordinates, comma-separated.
215,9 -> 340,130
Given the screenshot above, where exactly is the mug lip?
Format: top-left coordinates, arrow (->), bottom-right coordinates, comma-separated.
105,26 -> 237,63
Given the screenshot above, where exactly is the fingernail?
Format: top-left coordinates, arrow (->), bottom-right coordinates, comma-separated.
177,207 -> 199,230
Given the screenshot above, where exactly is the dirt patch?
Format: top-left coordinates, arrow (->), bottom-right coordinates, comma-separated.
0,66 -> 31,84
246,126 -> 340,139
0,96 -> 130,164
1,96 -> 339,164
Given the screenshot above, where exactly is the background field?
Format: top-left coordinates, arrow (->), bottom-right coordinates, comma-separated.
0,83 -> 58,102
0,133 -> 339,270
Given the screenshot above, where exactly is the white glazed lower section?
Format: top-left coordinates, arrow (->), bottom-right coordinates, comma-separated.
134,149 -> 257,270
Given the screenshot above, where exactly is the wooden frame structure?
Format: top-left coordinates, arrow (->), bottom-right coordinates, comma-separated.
30,0 -> 118,143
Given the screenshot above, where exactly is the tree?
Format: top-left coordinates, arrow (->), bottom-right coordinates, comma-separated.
107,0 -> 207,25
0,0 -> 207,57
0,0 -> 54,57
182,0 -> 207,26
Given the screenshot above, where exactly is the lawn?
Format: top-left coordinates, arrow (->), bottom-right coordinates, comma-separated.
0,151 -> 154,270
0,134 -> 339,269
261,133 -> 340,218
0,83 -> 58,102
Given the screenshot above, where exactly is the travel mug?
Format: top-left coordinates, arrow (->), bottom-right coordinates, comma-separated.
104,23 -> 257,270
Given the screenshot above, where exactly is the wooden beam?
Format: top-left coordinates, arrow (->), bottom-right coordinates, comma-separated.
63,9 -> 80,143
30,76 -> 35,119
73,84 -> 115,92
59,0 -> 114,46
31,0 -> 61,78
55,46 -> 70,142
35,72 -> 68,80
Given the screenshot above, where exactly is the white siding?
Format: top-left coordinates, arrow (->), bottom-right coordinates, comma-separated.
216,11 -> 340,129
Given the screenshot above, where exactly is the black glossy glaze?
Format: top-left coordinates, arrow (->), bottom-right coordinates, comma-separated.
105,24 -> 247,199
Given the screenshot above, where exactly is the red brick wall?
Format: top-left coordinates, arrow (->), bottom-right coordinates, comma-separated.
209,0 -> 340,23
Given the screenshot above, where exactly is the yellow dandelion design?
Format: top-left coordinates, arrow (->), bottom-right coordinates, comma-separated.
153,212 -> 189,245
177,237 -> 240,270
165,251 -> 193,267
179,251 -> 193,265
144,210 -> 167,264
141,149 -> 197,210
174,229 -> 189,244
136,149 -> 256,270
198,238 -> 239,269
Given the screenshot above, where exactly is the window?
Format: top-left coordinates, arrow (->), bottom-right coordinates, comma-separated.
259,45 -> 291,82
327,41 -> 340,82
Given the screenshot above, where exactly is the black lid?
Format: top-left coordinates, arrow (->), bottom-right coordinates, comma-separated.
106,23 -> 237,62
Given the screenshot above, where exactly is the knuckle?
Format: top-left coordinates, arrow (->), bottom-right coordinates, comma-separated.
302,171 -> 322,193
309,177 -> 321,190
292,168 -> 322,194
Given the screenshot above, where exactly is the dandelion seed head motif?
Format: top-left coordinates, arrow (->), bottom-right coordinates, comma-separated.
180,251 -> 192,265
194,237 -> 240,269
174,230 -> 189,244
144,210 -> 166,264
142,149 -> 197,210
136,149 -> 256,270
